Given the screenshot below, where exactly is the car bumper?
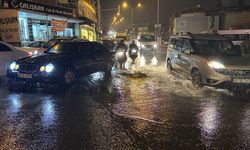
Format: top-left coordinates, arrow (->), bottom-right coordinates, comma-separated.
204,74 -> 250,89
7,70 -> 64,88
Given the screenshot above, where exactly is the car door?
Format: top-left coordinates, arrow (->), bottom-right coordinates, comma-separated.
75,43 -> 94,75
179,39 -> 193,75
172,38 -> 184,72
168,38 -> 177,70
90,43 -> 108,72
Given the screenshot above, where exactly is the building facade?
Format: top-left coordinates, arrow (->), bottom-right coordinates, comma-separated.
0,0 -> 97,45
221,0 -> 250,8
173,12 -> 220,34
172,8 -> 250,34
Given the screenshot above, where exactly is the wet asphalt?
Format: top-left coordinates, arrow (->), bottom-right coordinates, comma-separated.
0,62 -> 250,149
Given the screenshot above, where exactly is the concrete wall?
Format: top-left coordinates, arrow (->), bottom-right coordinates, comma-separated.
174,13 -> 219,34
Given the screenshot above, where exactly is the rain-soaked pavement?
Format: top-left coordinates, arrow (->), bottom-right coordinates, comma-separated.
0,61 -> 250,149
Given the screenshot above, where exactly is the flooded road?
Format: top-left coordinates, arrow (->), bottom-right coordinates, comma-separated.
0,64 -> 250,149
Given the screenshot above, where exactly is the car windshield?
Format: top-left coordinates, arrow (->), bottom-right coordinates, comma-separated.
43,39 -> 72,48
45,43 -> 79,54
193,39 -> 240,56
141,35 -> 156,42
43,40 -> 58,48
28,42 -> 44,47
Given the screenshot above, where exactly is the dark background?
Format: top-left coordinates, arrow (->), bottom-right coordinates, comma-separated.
100,0 -> 219,32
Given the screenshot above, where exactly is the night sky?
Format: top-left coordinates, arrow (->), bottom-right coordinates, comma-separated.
100,0 -> 219,31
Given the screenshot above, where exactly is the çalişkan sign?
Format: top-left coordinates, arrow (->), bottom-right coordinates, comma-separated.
2,0 -> 75,17
0,9 -> 20,43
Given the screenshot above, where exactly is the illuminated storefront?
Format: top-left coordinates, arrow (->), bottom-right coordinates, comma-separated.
78,0 -> 97,41
0,0 -> 97,45
80,24 -> 96,41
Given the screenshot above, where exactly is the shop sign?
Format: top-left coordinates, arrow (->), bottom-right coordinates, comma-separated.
1,0 -> 76,18
0,9 -> 20,43
52,19 -> 68,32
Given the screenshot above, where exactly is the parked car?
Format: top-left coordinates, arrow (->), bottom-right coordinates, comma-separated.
18,41 -> 47,55
0,41 -> 29,76
7,41 -> 113,90
166,33 -> 250,91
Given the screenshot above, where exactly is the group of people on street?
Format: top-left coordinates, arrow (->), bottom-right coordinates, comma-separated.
114,39 -> 140,69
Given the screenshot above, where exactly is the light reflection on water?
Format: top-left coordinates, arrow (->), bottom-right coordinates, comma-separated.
41,96 -> 57,128
241,108 -> 250,143
199,101 -> 220,145
8,94 -> 22,114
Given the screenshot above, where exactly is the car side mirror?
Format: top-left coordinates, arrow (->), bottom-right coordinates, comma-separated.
184,48 -> 191,54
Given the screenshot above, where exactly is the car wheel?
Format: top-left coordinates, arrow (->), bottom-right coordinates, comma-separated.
167,59 -> 172,71
191,69 -> 203,88
64,68 -> 77,85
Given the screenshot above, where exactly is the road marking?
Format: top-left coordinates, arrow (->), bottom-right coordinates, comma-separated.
112,110 -> 165,124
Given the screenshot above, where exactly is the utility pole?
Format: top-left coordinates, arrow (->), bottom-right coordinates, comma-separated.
97,0 -> 101,36
157,0 -> 160,25
156,0 -> 161,60
131,8 -> 134,29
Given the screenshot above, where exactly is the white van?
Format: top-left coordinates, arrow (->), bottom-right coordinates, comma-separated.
137,32 -> 157,54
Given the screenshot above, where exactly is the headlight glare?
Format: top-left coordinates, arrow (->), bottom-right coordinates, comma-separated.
15,64 -> 19,70
10,62 -> 16,70
40,66 -> 45,72
208,61 -> 225,69
154,44 -> 157,48
141,44 -> 145,48
45,63 -> 54,73
117,51 -> 124,56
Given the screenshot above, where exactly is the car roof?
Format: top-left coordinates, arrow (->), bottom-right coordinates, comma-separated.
170,33 -> 227,41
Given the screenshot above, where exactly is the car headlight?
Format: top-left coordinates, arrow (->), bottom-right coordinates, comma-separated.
154,44 -> 157,48
208,61 -> 225,69
45,63 -> 54,73
132,49 -> 137,53
40,66 -> 45,72
15,64 -> 19,70
10,62 -> 16,70
141,44 -> 145,48
34,50 -> 38,55
117,51 -> 124,56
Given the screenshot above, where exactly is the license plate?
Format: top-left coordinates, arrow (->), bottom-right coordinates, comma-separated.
233,79 -> 250,84
17,73 -> 32,79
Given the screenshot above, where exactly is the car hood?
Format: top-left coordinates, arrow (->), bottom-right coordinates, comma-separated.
17,47 -> 45,53
199,55 -> 250,70
17,53 -> 69,65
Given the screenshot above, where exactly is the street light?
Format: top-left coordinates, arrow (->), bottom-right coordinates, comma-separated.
137,2 -> 142,8
121,1 -> 143,28
122,1 -> 128,9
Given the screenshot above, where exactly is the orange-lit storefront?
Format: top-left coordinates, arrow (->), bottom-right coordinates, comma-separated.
78,0 -> 97,41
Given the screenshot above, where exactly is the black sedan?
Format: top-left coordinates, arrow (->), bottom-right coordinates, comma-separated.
7,41 -> 113,90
